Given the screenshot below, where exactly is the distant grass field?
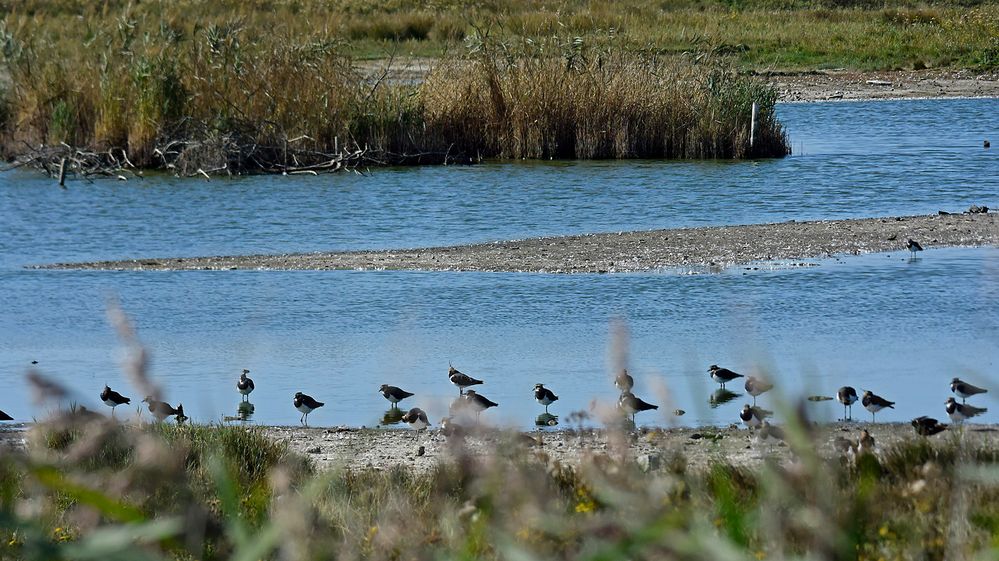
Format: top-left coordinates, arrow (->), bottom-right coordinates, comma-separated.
3,0 -> 994,70
0,0 -> 994,170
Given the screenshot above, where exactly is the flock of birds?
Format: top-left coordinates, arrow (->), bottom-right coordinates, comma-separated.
73,361 -> 990,444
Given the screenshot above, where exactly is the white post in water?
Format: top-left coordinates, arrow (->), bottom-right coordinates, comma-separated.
750,102 -> 758,149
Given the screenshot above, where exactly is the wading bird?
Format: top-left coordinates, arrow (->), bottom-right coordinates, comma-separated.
448,365 -> 483,395
861,390 -> 895,422
951,378 -> 987,403
294,392 -> 324,426
237,369 -> 254,401
837,386 -> 858,421
534,383 -> 558,413
708,365 -> 744,389
101,385 -> 131,416
379,384 -> 415,408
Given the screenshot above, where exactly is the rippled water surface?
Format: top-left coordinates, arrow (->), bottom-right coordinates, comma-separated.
1,98 -> 997,427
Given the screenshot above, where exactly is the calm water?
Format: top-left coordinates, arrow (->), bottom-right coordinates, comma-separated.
1,98 -> 997,427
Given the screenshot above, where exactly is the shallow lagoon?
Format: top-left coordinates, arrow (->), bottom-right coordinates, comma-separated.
0,98 -> 996,427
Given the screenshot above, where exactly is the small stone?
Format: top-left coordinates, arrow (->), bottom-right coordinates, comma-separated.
690,433 -> 703,440
306,446 -> 321,454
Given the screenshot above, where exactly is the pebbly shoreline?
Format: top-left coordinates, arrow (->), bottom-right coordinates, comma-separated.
37,212 -> 999,274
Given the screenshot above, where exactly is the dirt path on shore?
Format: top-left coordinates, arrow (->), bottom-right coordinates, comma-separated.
358,59 -> 999,102
40,212 -> 998,273
764,69 -> 999,102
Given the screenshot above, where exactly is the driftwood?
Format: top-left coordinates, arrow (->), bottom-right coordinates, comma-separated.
2,128 -> 471,182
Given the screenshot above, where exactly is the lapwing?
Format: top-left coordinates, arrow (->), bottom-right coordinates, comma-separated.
708,365 -> 743,389
618,391 -> 658,423
744,376 -> 773,405
401,407 -> 430,434
101,385 -> 131,417
837,386 -> 858,421
534,383 -> 558,413
294,392 -> 324,425
379,384 -> 415,408
951,378 -> 987,403
740,404 -> 764,429
142,397 -> 184,422
237,369 -> 254,401
945,397 -> 987,423
448,365 -> 483,395
461,390 -> 498,421
614,369 -> 634,392
911,416 -> 948,436
861,390 -> 895,422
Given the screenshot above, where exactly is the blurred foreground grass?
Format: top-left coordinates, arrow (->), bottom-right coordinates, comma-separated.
2,412 -> 999,560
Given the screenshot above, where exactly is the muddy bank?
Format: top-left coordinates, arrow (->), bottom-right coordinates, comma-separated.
262,422 -> 998,473
765,69 -> 999,102
39,212 -> 999,273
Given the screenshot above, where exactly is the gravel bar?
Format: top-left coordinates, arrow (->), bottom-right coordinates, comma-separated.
37,212 -> 998,273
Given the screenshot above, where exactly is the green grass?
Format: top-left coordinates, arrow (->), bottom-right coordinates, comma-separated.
3,414 -> 999,560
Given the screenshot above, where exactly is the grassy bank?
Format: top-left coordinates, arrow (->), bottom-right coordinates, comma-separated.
3,0 -> 998,71
3,413 -> 999,560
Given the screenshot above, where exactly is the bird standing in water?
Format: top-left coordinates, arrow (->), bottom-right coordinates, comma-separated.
534,383 -> 558,413
237,369 -> 254,401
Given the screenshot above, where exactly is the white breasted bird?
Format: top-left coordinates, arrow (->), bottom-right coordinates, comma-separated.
294,391 -> 324,425
708,365 -> 744,389
951,378 -> 987,403
237,369 -> 254,401
945,397 -> 987,423
861,390 -> 895,422
534,383 -> 558,413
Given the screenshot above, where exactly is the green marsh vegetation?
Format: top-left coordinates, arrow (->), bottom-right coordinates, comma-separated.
5,401 -> 999,560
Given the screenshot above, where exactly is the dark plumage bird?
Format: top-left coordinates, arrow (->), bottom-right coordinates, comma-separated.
951,378 -> 987,403
101,385 -> 131,416
614,369 -> 634,392
912,416 -> 948,436
945,397 -> 987,423
837,386 -> 859,421
448,365 -> 483,395
861,390 -> 895,422
534,383 -> 558,413
294,391 -> 324,425
744,376 -> 773,405
462,389 -> 498,419
906,238 -> 923,256
618,391 -> 658,423
740,404 -> 764,429
401,407 -> 430,431
237,369 -> 254,401
0,409 -> 12,421
708,365 -> 743,388
142,397 -> 183,422
379,384 -> 415,407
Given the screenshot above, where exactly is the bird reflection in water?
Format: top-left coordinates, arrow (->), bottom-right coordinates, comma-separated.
224,401 -> 255,422
380,407 -> 405,426
709,388 -> 741,408
535,412 -> 558,427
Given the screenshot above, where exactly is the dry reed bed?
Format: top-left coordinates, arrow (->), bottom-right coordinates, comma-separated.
0,4 -> 793,175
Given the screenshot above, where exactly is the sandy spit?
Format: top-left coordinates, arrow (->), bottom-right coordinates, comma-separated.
38,212 -> 999,273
